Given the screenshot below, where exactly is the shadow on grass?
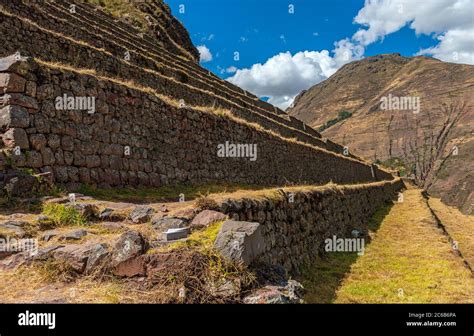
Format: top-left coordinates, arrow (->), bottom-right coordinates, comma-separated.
297,202 -> 394,303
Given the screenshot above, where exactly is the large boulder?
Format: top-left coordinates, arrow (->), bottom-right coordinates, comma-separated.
84,243 -> 110,274
213,220 -> 265,266
110,231 -> 147,268
151,217 -> 188,232
51,243 -> 105,274
129,206 -> 154,224
190,210 -> 227,230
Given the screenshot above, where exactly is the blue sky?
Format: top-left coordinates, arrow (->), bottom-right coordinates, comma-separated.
165,0 -> 473,108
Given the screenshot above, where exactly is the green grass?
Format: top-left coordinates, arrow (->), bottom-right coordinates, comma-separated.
156,220 -> 225,252
333,190 -> 474,303
77,183 -> 264,203
41,203 -> 87,227
298,205 -> 391,303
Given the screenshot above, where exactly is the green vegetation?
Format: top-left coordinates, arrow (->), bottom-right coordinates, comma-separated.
298,205 -> 391,303
158,220 -> 225,252
318,110 -> 352,132
42,203 -> 87,227
377,157 -> 408,176
334,190 -> 474,303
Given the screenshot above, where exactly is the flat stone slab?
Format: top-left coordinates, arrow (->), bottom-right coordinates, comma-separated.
163,228 -> 189,241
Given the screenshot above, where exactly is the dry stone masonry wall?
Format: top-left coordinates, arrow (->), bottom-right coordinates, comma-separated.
219,179 -> 404,273
0,56 -> 392,189
0,0 -> 395,191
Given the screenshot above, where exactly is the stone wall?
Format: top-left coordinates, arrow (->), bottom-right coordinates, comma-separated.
219,179 -> 404,273
0,1 -> 369,158
0,56 -> 393,189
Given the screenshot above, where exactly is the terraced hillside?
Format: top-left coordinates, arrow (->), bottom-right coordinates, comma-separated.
0,0 -> 395,191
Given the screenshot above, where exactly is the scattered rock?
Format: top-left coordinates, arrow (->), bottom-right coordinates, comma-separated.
210,279 -> 241,298
33,245 -> 64,261
110,231 -> 147,268
58,229 -> 88,241
0,220 -> 30,238
84,243 -> 110,274
41,229 -> 59,242
129,206 -> 154,224
51,244 -> 92,273
99,222 -> 126,232
214,220 -> 265,266
98,208 -> 125,221
152,217 -> 188,232
0,252 -> 29,270
190,210 -> 227,230
71,203 -> 99,220
113,256 -> 146,277
243,280 -> 305,304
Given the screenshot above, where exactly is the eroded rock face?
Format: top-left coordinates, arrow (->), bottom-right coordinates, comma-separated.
214,220 -> 265,266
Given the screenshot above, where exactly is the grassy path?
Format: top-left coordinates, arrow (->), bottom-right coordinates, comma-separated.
302,188 -> 474,303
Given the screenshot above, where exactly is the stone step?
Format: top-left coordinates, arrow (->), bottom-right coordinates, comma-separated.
59,0 -> 279,115
50,1 -> 276,116
37,1 -> 284,122
0,12 -> 325,148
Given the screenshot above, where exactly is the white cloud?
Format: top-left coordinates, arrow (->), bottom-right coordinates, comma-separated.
353,0 -> 474,64
228,41 -> 363,109
225,66 -> 238,74
197,45 -> 213,63
227,0 -> 473,110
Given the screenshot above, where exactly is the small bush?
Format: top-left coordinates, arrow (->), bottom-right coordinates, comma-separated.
42,203 -> 86,227
195,195 -> 219,210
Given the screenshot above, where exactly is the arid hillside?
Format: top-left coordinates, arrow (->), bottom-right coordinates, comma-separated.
288,54 -> 474,214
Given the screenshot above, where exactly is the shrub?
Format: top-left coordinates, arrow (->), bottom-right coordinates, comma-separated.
42,203 -> 86,227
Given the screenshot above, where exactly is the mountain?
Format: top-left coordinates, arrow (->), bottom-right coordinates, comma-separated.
288,54 -> 474,214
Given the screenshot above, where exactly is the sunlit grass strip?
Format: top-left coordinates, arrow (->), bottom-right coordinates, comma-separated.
333,189 -> 474,303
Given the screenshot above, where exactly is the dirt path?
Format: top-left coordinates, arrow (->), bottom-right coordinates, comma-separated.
303,188 -> 474,303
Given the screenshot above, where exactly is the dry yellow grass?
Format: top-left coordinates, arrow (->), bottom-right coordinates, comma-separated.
28,1 -> 282,120
428,197 -> 474,269
330,189 -> 474,303
34,58 -> 376,170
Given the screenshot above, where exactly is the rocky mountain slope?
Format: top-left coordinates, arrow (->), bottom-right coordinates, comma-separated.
288,54 -> 474,214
